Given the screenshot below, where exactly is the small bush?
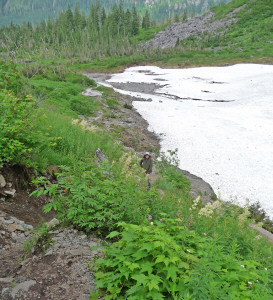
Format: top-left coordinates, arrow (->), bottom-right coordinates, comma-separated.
32,154 -> 180,232
0,90 -> 50,167
123,103 -> 133,109
70,98 -> 97,115
93,219 -> 272,299
106,97 -> 118,108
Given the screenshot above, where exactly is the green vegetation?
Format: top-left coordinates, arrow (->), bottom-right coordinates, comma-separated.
1,0 -> 272,68
1,56 -> 273,300
94,218 -> 272,299
23,223 -> 51,255
1,0 -> 273,298
0,0 -> 231,27
0,61 -> 51,167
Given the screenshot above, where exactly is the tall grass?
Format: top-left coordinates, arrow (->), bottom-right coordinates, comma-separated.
35,110 -> 123,170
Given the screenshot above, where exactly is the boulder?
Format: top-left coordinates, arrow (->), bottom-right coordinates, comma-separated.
0,175 -> 6,188
46,218 -> 59,228
124,117 -> 136,124
95,148 -> 108,163
82,88 -> 102,99
4,189 -> 16,197
8,224 -> 25,232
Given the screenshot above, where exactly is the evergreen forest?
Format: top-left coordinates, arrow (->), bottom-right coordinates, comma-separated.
0,0 -> 231,27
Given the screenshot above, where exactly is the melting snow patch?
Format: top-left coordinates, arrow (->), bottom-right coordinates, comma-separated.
107,64 -> 273,218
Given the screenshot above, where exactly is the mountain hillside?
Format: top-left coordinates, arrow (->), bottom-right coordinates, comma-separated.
0,0 -> 231,27
144,0 -> 273,60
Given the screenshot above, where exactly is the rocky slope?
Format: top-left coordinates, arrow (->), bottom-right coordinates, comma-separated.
143,5 -> 244,49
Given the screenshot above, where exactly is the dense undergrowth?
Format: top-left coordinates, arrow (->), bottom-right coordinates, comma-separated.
1,59 -> 273,299
1,0 -> 273,297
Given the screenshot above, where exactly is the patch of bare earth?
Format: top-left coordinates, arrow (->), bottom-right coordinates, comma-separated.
0,167 -> 102,299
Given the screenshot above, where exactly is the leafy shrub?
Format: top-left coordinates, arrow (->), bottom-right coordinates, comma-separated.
70,98 -> 97,115
93,219 -> 272,299
106,97 -> 118,108
249,201 -> 273,233
123,103 -> 133,109
32,155 -> 179,232
156,149 -> 190,193
0,89 -> 49,167
0,60 -> 24,94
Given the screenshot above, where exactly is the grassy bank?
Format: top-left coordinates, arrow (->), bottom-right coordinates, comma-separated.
1,58 -> 273,298
1,0 -> 273,296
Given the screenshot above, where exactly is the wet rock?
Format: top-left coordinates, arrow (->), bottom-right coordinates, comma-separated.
0,174 -> 6,188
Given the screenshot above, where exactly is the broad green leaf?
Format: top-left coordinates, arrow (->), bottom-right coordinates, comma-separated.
131,274 -> 149,286
155,254 -> 166,264
167,264 -> 179,282
147,279 -> 160,291
140,261 -> 154,274
106,231 -> 121,239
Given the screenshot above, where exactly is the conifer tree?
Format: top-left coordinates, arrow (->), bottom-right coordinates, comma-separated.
183,8 -> 189,22
142,9 -> 150,30
131,4 -> 139,35
174,13 -> 180,23
74,3 -> 82,29
65,4 -> 74,31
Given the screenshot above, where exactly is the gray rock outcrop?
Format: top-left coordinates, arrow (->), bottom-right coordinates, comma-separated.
143,6 -> 245,49
0,175 -> 6,188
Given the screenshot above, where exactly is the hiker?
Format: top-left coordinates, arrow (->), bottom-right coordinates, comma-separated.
140,153 -> 153,188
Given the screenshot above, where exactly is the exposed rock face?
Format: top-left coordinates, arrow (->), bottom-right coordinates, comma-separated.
82,88 -> 102,99
143,6 -> 245,49
0,224 -> 103,300
95,148 -> 109,163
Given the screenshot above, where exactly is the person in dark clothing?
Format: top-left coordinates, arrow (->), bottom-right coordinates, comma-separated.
140,153 -> 153,188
